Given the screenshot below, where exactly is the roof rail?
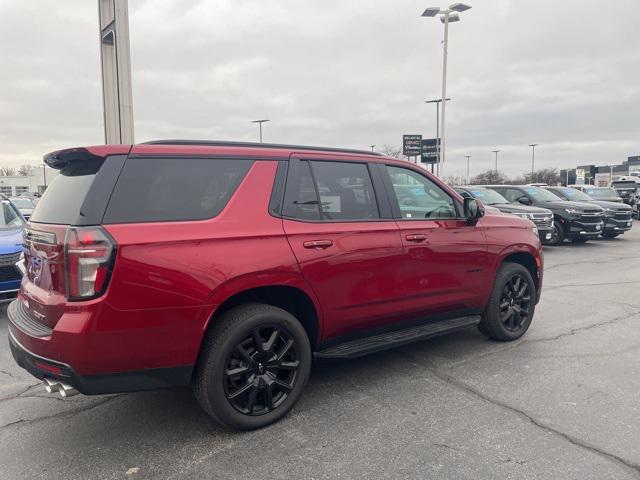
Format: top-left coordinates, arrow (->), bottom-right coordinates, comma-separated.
139,140 -> 384,156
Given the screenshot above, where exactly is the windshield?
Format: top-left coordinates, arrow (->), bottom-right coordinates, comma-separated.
467,188 -> 509,205
524,187 -> 560,202
584,188 -> 619,199
10,198 -> 33,209
556,188 -> 592,201
612,181 -> 637,189
0,201 -> 25,229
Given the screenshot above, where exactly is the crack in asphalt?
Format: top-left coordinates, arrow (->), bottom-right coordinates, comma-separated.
0,382 -> 41,404
0,369 -> 18,379
0,395 -> 123,430
447,309 -> 640,369
544,280 -> 640,290
398,351 -> 640,477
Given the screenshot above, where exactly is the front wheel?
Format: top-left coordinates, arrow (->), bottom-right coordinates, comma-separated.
548,220 -> 565,246
194,303 -> 311,430
478,262 -> 536,341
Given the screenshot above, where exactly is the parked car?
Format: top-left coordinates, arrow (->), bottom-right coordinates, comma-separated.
0,197 -> 25,303
9,197 -> 35,220
544,186 -> 632,238
484,185 -> 604,245
610,179 -> 639,207
570,186 -> 622,203
9,141 -> 543,430
454,186 -> 555,244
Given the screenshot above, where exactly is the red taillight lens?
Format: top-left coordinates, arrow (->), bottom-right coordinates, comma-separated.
64,227 -> 116,300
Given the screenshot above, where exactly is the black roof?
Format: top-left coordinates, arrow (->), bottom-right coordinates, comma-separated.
140,140 -> 383,156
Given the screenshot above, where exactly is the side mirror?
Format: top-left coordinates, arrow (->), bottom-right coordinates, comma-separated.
464,197 -> 484,225
517,196 -> 532,205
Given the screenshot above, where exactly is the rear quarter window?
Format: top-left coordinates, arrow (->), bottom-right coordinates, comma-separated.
102,157 -> 253,223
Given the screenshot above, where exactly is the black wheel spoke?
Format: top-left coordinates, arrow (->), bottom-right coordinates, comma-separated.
274,378 -> 293,391
226,365 -> 249,377
253,329 -> 265,353
278,339 -> 294,360
279,360 -> 299,370
246,386 -> 258,413
228,381 -> 255,400
264,383 -> 274,409
235,345 -> 253,364
264,329 -> 279,352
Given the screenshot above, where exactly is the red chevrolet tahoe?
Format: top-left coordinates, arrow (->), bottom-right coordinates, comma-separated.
8,141 -> 543,430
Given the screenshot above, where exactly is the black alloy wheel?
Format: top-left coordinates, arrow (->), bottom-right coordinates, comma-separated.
498,274 -> 531,332
224,326 -> 300,416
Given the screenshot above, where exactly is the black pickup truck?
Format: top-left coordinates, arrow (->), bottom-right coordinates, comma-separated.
454,186 -> 554,244
544,186 -> 632,238
485,185 -> 604,245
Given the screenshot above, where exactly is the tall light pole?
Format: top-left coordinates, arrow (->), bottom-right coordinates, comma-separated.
252,119 -> 270,143
492,150 -> 500,172
528,143 -> 538,181
370,145 -> 376,152
425,98 -> 451,174
421,3 -> 472,178
465,155 -> 471,184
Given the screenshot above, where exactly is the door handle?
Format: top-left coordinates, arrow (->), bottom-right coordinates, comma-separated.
303,240 -> 334,249
405,234 -> 427,242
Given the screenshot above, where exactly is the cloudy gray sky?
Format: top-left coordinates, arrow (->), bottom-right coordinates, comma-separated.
1,0 -> 639,177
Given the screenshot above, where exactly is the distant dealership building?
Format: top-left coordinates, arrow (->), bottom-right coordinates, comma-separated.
560,155 -> 640,186
0,167 -> 58,197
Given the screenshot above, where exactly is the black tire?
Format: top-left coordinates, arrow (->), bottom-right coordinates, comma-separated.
194,303 -> 311,430
478,262 -> 536,341
601,233 -> 619,239
548,220 -> 565,245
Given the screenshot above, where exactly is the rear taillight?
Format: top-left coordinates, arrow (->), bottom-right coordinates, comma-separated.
64,227 -> 116,300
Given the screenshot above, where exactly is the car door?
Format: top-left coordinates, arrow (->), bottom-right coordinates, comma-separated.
381,164 -> 490,319
281,157 -> 405,340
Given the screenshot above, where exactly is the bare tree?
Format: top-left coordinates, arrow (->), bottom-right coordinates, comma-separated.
470,169 -> 511,185
442,174 -> 466,186
378,145 -> 404,160
521,168 -> 561,186
0,166 -> 16,176
17,164 -> 36,176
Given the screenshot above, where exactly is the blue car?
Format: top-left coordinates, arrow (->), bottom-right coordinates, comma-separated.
0,198 -> 25,302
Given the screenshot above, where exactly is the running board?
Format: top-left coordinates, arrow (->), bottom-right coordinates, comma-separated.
314,315 -> 481,360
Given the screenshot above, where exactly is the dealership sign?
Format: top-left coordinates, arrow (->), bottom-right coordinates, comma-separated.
421,138 -> 440,164
403,135 -> 422,157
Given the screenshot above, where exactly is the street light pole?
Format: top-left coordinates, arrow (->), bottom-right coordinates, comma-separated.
421,3 -> 472,178
528,143 -> 538,181
492,150 -> 500,172
425,97 -> 450,175
370,145 -> 376,152
465,155 -> 471,184
251,119 -> 270,143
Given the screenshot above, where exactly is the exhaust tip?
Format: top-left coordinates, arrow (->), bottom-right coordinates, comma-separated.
44,378 -> 61,393
58,383 -> 79,398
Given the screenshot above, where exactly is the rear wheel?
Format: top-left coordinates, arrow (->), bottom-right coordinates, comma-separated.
478,262 -> 536,341
548,220 -> 565,245
194,304 -> 311,430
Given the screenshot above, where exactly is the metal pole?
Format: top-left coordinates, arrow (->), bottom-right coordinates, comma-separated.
42,165 -> 47,188
439,11 -> 450,178
529,144 -> 538,180
259,123 -> 263,143
370,145 -> 375,152
465,155 -> 471,184
492,150 -> 500,172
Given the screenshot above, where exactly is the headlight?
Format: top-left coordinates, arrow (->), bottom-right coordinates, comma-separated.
564,208 -> 579,215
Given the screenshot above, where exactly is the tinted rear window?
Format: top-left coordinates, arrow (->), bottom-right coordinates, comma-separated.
102,157 -> 253,223
29,159 -> 104,224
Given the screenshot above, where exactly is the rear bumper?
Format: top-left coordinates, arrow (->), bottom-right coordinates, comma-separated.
8,329 -> 193,395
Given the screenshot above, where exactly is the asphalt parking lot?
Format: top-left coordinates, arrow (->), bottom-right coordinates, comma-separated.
1,229 -> 640,480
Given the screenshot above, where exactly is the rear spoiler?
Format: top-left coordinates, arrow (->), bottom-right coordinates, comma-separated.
44,145 -> 131,170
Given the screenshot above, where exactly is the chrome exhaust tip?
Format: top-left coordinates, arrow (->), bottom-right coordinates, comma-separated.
58,382 -> 79,398
44,378 -> 61,394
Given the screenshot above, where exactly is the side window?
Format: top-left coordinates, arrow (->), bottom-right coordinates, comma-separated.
309,161 -> 380,221
500,188 -> 520,203
385,166 -> 457,220
103,157 -> 253,223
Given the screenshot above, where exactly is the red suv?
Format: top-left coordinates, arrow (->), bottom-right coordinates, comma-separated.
8,141 -> 543,430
